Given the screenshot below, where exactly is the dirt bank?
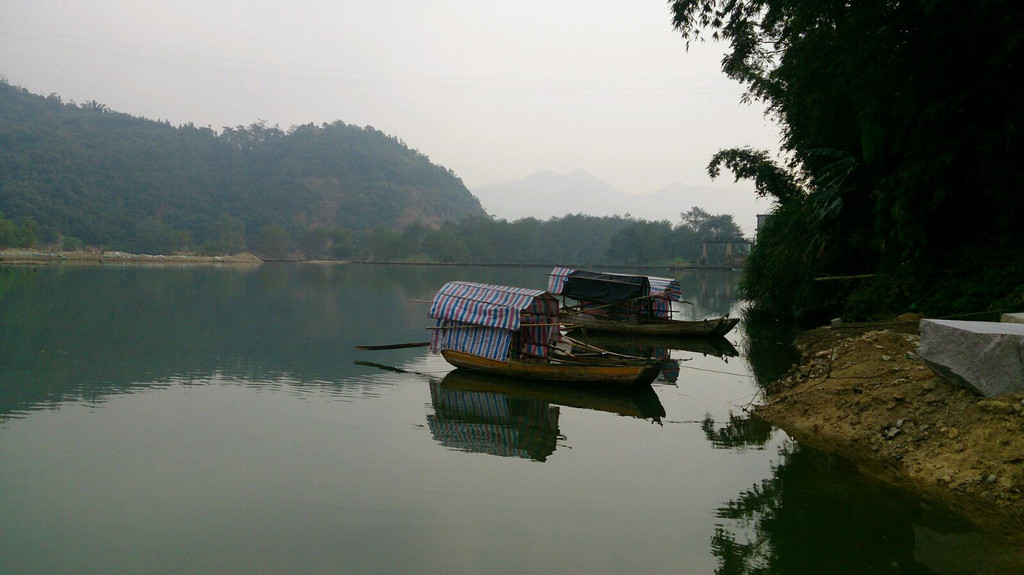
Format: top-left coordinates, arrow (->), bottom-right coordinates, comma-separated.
755,317 -> 1024,538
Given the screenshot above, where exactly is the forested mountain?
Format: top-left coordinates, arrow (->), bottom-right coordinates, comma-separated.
0,80 -> 485,254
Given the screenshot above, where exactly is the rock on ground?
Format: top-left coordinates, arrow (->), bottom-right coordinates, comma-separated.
918,319 -> 1024,397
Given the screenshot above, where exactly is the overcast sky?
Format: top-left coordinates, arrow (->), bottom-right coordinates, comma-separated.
2,1 -> 781,202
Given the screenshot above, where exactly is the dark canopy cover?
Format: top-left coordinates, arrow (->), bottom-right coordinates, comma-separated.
562,270 -> 650,303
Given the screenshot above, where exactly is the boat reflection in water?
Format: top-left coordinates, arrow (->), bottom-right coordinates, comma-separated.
568,332 -> 739,384
427,369 -> 666,461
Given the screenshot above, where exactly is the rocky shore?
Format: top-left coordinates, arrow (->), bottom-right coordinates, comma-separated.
756,318 -> 1024,544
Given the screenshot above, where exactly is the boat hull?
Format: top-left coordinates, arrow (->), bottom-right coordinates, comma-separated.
440,350 -> 662,387
568,314 -> 739,337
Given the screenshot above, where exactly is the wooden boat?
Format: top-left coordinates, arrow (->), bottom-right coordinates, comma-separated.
428,281 -> 663,387
571,331 -> 740,358
440,349 -> 663,386
569,313 -> 740,337
548,267 -> 739,338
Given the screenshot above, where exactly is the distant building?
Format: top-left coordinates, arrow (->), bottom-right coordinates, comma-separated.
700,238 -> 751,267
756,214 -> 770,233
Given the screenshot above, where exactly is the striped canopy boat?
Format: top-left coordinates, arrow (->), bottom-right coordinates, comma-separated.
429,281 -> 561,362
428,281 -> 663,386
546,268 -> 739,338
548,267 -> 681,319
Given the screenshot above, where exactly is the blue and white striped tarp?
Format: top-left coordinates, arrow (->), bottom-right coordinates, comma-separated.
431,321 -> 514,362
429,281 -> 561,362
547,266 -> 574,295
647,275 -> 682,302
430,281 -> 556,330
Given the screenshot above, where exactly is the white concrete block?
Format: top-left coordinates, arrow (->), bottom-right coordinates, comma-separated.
917,319 -> 1024,397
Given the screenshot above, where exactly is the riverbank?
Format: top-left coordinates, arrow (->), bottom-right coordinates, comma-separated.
755,317 -> 1024,541
0,249 -> 263,265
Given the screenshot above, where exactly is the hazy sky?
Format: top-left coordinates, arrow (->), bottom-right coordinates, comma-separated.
2,1 -> 781,200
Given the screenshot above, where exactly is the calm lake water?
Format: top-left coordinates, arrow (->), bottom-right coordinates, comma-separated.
0,263 -> 1003,574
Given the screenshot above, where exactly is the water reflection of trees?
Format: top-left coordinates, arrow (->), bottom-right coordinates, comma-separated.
741,310 -> 801,390
681,270 -> 741,320
701,411 -> 773,450
711,443 -> 946,575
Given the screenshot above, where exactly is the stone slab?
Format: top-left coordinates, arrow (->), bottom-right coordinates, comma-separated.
917,319 -> 1024,397
1002,312 -> 1024,324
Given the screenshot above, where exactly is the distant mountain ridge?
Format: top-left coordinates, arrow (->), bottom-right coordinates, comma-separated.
471,169 -> 621,218
471,170 -> 765,235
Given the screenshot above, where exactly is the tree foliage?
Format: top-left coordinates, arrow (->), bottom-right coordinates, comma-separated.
0,80 -> 486,254
0,211 -> 36,248
671,0 -> 1024,323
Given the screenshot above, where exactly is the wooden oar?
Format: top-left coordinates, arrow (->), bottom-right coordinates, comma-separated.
354,360 -> 408,372
354,360 -> 435,379
354,341 -> 430,350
